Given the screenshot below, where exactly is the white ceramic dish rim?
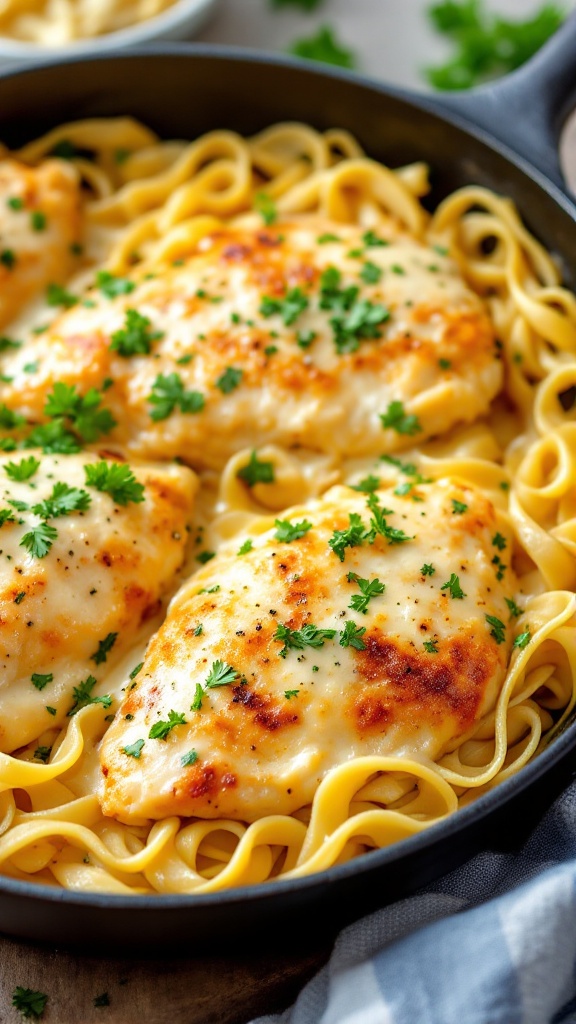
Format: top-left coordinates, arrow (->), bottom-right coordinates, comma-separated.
0,0 -> 218,59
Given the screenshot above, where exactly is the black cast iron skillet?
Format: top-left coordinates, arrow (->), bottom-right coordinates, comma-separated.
0,16 -> 575,952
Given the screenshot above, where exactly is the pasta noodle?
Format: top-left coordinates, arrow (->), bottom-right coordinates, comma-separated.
0,0 -> 179,45
0,118 -> 574,897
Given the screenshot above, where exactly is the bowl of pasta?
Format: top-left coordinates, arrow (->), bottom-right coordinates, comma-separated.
0,0 -> 218,58
0,20 -> 574,950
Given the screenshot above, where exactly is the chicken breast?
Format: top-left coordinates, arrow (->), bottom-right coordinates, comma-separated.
100,477 -> 516,823
0,158 -> 82,330
0,449 -> 196,752
0,219 -> 502,469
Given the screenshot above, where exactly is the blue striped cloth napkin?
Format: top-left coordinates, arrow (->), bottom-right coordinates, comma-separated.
251,777 -> 576,1024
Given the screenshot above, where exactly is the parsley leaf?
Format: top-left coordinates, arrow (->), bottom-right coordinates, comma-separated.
260,287 -> 309,326
44,381 -> 116,443
367,493 -> 413,545
289,25 -> 357,68
205,660 -> 240,688
274,518 -> 312,542
350,475 -> 381,494
273,622 -> 336,657
12,987 -> 48,1020
215,366 -> 243,394
32,482 -> 91,519
110,308 -> 164,357
84,461 -> 145,506
181,749 -> 199,766
360,261 -> 383,284
421,563 -> 436,576
191,682 -> 204,711
96,270 -> 135,298
513,629 -> 531,649
34,745 -> 51,763
347,572 -> 385,614
149,710 -> 186,740
331,297 -> 390,354
505,597 -> 523,619
236,450 -> 275,487
123,739 -> 144,759
451,499 -> 468,514
486,613 -> 506,644
328,512 -> 370,561
91,632 -> 118,666
5,456 -> 40,482
20,522 -> 58,559
380,400 -> 422,436
492,532 -> 507,550
0,508 -> 15,527
441,573 -> 466,599
423,639 -> 439,653
147,373 -> 204,420
31,672 -> 53,691
67,675 -> 112,716
24,420 -> 80,455
237,539 -> 253,555
362,230 -> 389,248
254,192 -> 277,226
46,282 -> 77,308
284,689 -> 300,699
339,621 -> 367,650
0,404 -> 25,429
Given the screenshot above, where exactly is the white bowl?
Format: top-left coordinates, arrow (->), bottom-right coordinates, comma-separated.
0,0 -> 219,62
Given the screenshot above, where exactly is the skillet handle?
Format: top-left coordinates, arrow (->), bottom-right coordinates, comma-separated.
429,12 -> 576,195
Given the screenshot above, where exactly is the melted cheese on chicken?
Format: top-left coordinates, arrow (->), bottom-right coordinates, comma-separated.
0,159 -> 82,330
0,450 -> 196,753
0,220 -> 502,469
100,478 -> 516,823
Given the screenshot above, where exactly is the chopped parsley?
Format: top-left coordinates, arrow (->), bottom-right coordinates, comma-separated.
260,287 -> 309,326
31,211 -> 47,232
129,662 -> 143,680
84,461 -> 145,506
110,308 -> 164,357
96,270 -> 135,298
34,746 -> 51,763
46,282 -> 77,308
360,261 -> 383,284
7,196 -> 24,211
14,591 -> 25,604
5,456 -> 40,482
0,508 -> 15,527
421,563 -> 436,576
438,357 -> 452,369
513,630 -> 531,649
0,404 -> 25,429
505,597 -> 523,618
46,706 -> 56,716
31,672 -> 53,691
362,230 -> 388,248
12,987 -> 48,1020
350,474 -> 381,494
423,639 -> 439,653
380,400 -> 422,436
347,572 -> 385,614
273,622 -> 337,658
0,336 -> 21,352
274,518 -> 312,542
32,482 -> 91,519
91,632 -> 118,666
67,675 -> 112,716
194,624 -> 203,636
215,366 -> 243,394
191,683 -> 204,711
254,192 -> 277,226
339,621 -> 367,650
297,329 -> 316,349
181,749 -> 199,766
284,689 -> 300,699
329,512 -> 370,561
237,539 -> 253,555
492,532 -> 507,551
20,522 -> 58,559
149,710 -> 186,740
236,450 -> 275,487
0,249 -> 17,270
289,25 -> 357,69
197,550 -> 215,564
441,573 -> 466,599
367,493 -> 413,545
205,660 -> 240,688
331,297 -> 390,354
123,739 -> 145,759
148,373 -> 204,420
317,232 -> 341,243
451,499 -> 468,514
486,614 -> 506,644
44,381 -> 116,443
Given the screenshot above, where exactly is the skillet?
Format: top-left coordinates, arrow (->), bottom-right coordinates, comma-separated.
0,17 -> 575,951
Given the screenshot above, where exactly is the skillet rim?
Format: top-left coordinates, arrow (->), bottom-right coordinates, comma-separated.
0,42 -> 574,917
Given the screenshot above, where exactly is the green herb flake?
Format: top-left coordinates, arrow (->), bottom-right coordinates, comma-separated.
31,211 -> 47,232
110,308 -> 164,357
260,287 -> 309,326
347,572 -> 385,614
44,381 -> 116,443
148,372 -> 204,420
513,629 -> 531,649
191,683 -> 204,711
284,689 -> 300,699
31,672 -> 53,691
14,591 -> 26,604
5,456 -> 40,482
46,706 -> 57,716
205,660 -> 240,688
12,987 -> 48,1020
339,620 -> 367,650
441,573 -> 466,599
360,261 -> 383,284
317,232 -> 341,243
20,522 -> 58,559
215,366 -> 243,394
96,270 -> 136,298
123,739 -> 145,759
181,749 -> 199,766
197,550 -> 215,564
380,400 -> 422,436
236,450 -> 275,488
46,282 -> 77,308
91,632 -> 118,666
84,461 -> 145,506
438,357 -> 452,369
329,512 -> 370,561
350,474 -> 381,494
297,329 -> 316,349
492,532 -> 507,551
237,539 -> 253,555
34,745 -> 51,763
421,563 -> 436,576
254,192 -> 277,226
505,597 -> 523,619
451,499 -> 468,514
423,639 -> 439,653
67,675 -> 112,716
289,24 -> 357,68
486,614 -> 506,644
129,662 -> 144,680
362,230 -> 389,248
149,709 -> 187,740
32,482 -> 91,520
7,196 -> 24,211
273,622 -> 336,658
274,518 -> 312,543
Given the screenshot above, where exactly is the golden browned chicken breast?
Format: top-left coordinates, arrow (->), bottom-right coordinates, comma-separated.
100,476 -> 516,823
